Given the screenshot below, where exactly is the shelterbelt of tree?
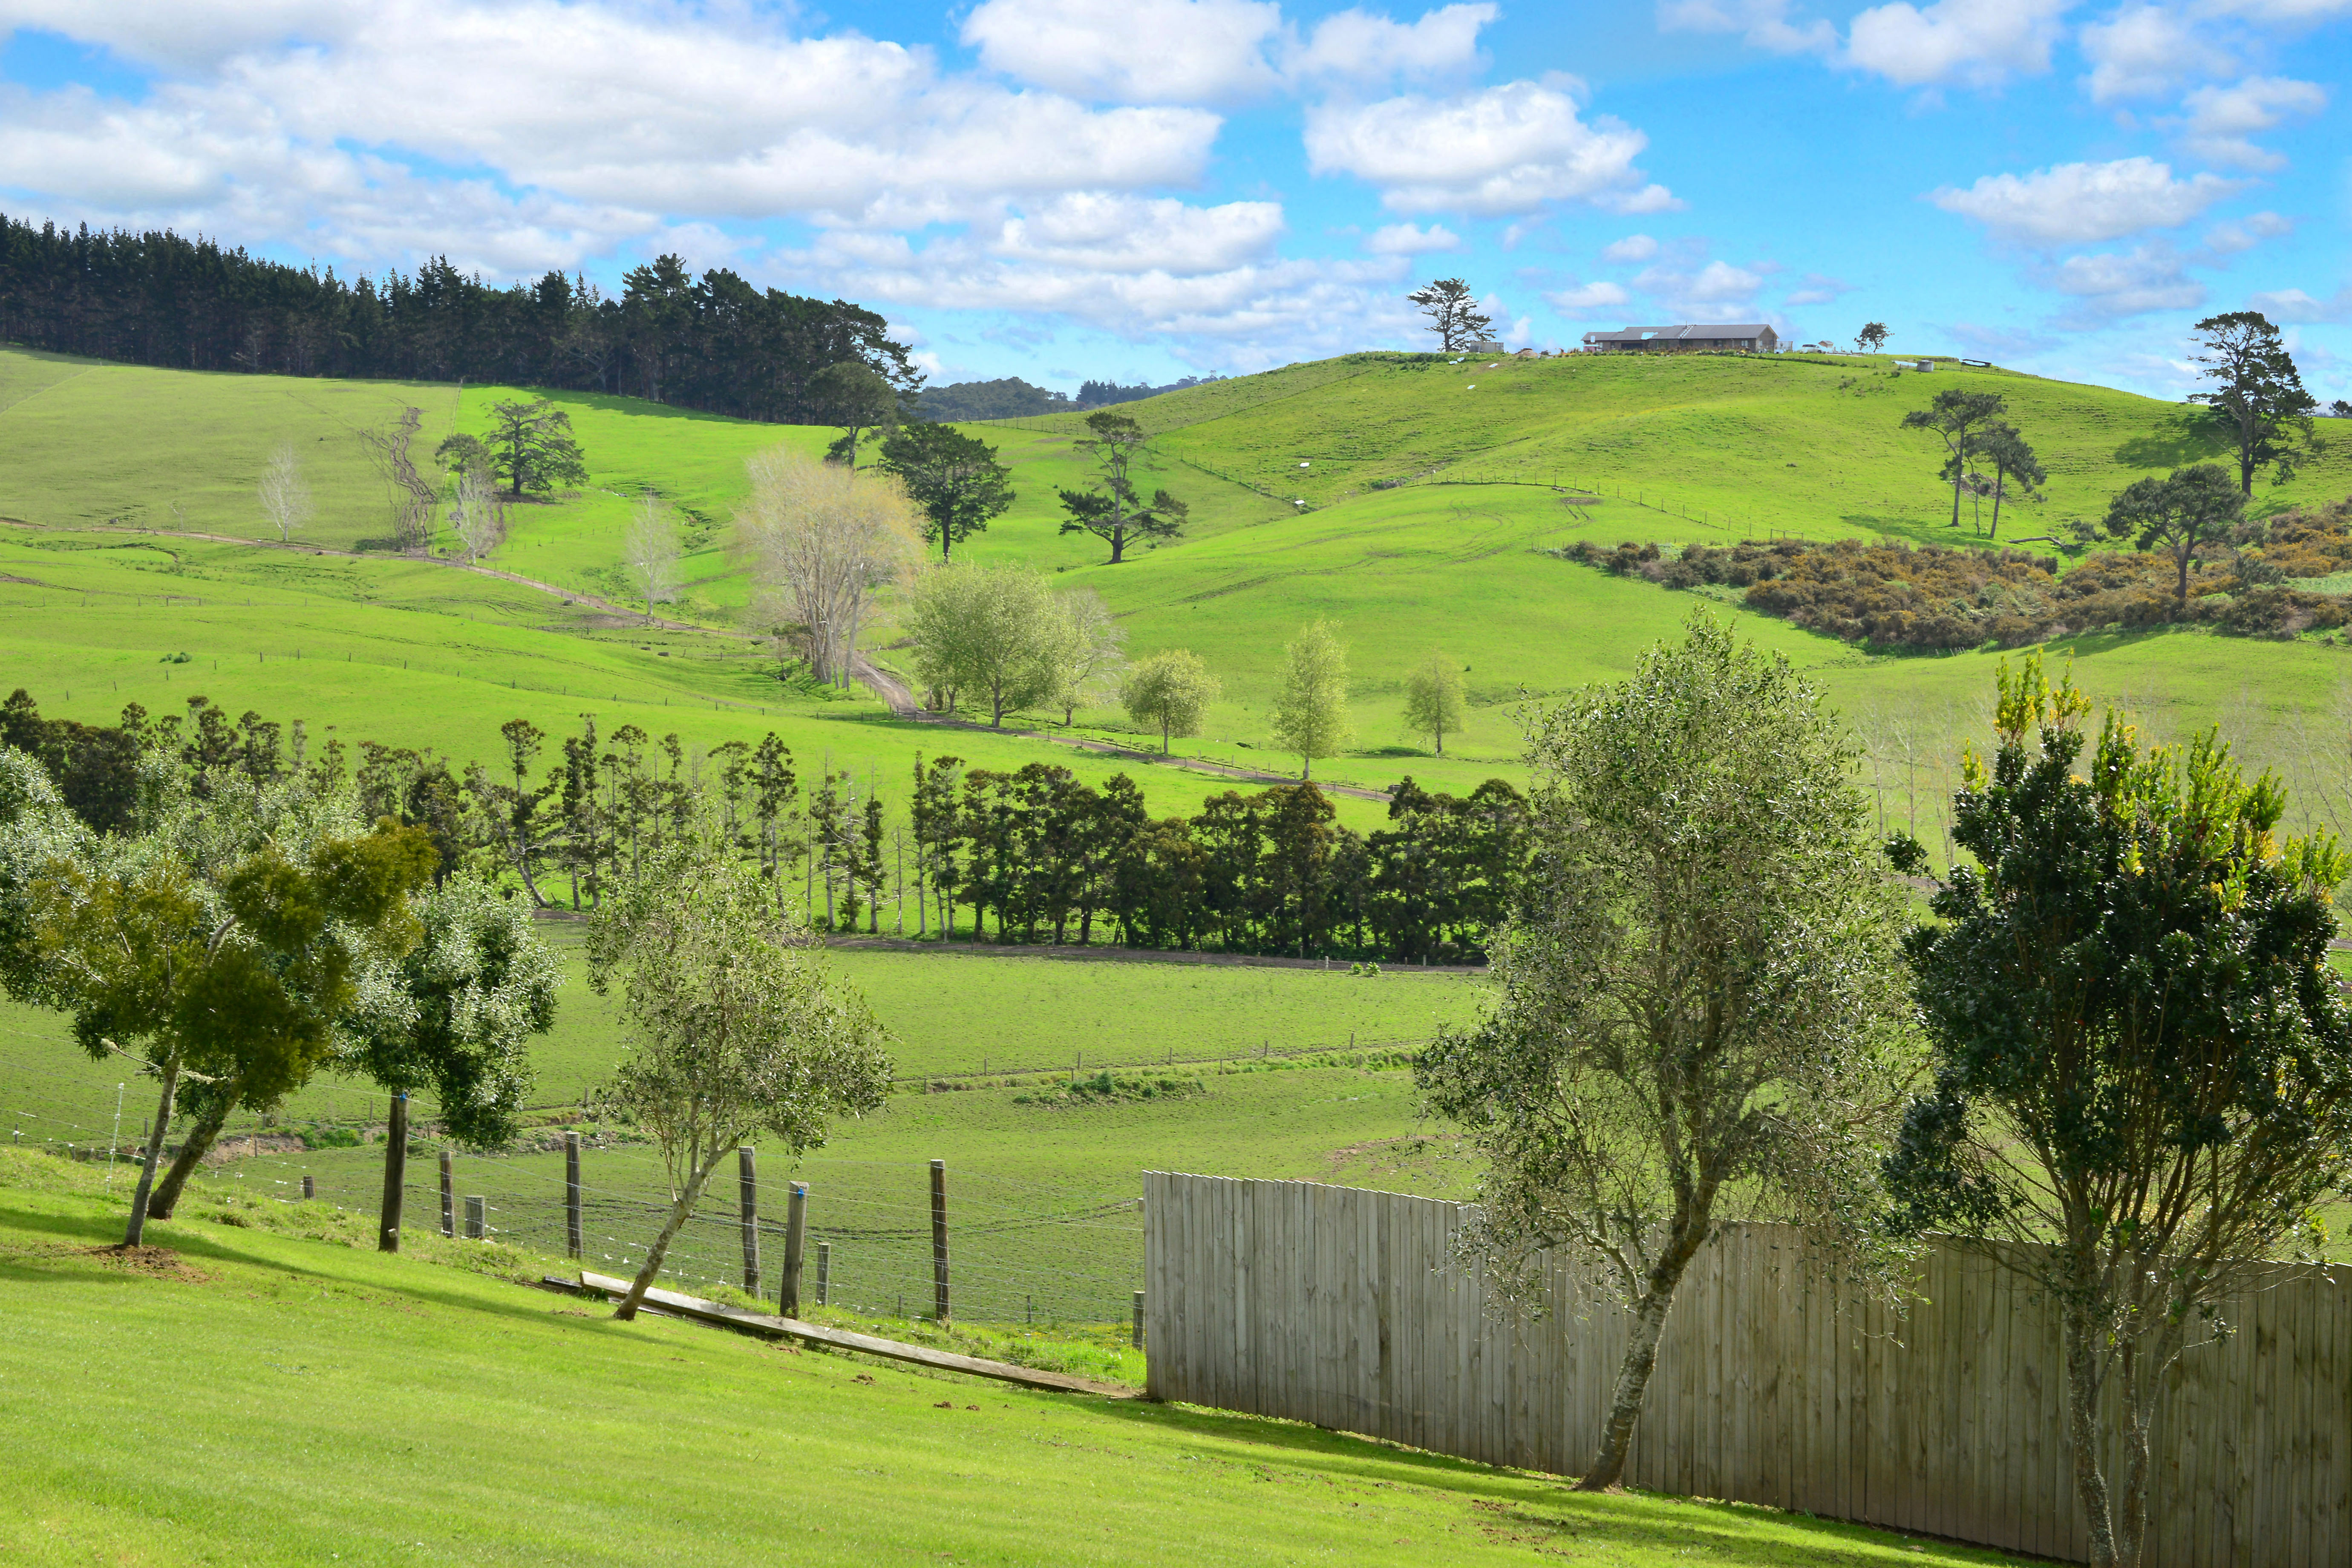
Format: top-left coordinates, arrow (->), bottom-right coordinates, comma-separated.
0,215 -> 914,421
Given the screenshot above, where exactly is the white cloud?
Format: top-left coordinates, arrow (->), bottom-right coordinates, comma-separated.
1601,233 -> 1660,263
1930,157 -> 2239,245
0,0 -> 1232,270
2043,244 -> 2206,319
1363,221 -> 1461,254
960,0 -> 1282,103
1546,280 -> 1632,310
2079,5 -> 2216,102
1843,0 -> 2071,89
2176,75 -> 2326,169
1657,0 -> 1836,54
1305,81 -> 1669,216
2200,0 -> 2352,19
992,193 -> 1285,272
2199,209 -> 2293,254
2248,284 -> 2352,323
1783,272 -> 1854,306
1288,5 -> 1496,82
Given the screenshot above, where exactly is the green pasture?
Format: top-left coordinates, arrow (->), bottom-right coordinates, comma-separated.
0,1154 -> 2025,1567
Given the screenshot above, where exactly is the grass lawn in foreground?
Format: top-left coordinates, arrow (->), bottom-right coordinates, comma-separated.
0,1150 -> 2038,1568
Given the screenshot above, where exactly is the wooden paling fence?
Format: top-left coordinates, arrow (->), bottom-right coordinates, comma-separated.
1141,1173 -> 2351,1566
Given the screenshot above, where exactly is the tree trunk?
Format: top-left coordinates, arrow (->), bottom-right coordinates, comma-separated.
144,1085 -> 238,1219
1989,480 -> 2004,540
614,1155 -> 723,1321
1577,1225 -> 1707,1491
2061,1298 -> 2121,1568
122,1053 -> 181,1248
2174,544 -> 2193,611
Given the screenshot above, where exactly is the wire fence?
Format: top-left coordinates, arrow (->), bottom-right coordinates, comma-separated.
7,1074 -> 1147,1328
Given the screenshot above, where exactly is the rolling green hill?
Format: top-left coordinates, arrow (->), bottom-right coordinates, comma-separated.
5,343 -> 2350,814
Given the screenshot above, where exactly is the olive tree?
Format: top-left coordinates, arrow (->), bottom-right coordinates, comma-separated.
1885,657 -> 2352,1568
1417,611 -> 1912,1492
589,850 -> 893,1320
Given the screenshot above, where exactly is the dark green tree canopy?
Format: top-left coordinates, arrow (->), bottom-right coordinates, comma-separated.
485,398 -> 589,499
2188,310 -> 2316,496
1057,410 -> 1187,564
1407,278 -> 1493,352
810,361 -> 901,469
878,422 -> 1016,561
1902,388 -> 2007,530
2101,461 -> 2244,610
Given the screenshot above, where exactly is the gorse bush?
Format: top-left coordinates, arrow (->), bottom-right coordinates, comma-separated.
1556,496 -> 2352,649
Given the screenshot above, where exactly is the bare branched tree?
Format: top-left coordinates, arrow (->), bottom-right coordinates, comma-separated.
356,407 -> 439,553
449,464 -> 505,565
257,440 -> 314,542
621,493 -> 683,623
738,448 -> 921,689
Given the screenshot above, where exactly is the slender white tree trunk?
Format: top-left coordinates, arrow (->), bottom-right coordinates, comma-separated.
122,1053 -> 182,1247
615,1153 -> 722,1321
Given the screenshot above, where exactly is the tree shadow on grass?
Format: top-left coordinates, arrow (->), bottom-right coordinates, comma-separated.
2115,410 -> 2229,472
1087,1398 -> 2022,1565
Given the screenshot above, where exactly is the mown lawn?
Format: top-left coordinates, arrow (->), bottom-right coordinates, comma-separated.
0,1151 -> 2040,1568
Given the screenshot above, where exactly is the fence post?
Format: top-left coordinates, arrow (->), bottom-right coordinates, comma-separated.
738,1147 -> 761,1296
815,1240 -> 831,1308
781,1182 -> 808,1316
930,1158 -> 951,1323
1133,1290 -> 1145,1349
376,1093 -> 407,1252
463,1194 -> 486,1240
565,1132 -> 582,1260
303,1175 -> 315,1200
439,1150 -> 455,1237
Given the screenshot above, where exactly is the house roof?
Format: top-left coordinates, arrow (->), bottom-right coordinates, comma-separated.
1582,323 -> 1776,343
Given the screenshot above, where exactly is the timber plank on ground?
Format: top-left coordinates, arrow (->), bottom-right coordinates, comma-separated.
574,1271 -> 1132,1398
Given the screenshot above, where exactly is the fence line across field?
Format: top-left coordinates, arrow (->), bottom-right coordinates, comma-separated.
9,1079 -> 1145,1324
1142,1171 -> 2351,1568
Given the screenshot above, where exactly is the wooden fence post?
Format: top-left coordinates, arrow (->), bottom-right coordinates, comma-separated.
376,1092 -> 407,1252
782,1182 -> 808,1315
564,1132 -> 582,1260
815,1241 -> 831,1307
463,1194 -> 486,1240
302,1175 -> 314,1200
438,1149 -> 454,1237
1133,1290 -> 1145,1349
738,1147 -> 760,1296
930,1158 -> 951,1323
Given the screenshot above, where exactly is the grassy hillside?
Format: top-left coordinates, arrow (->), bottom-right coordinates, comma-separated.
0,1154 -> 2023,1567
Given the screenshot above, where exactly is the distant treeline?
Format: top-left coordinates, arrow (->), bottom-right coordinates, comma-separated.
915,373 -> 1218,422
2,694 -> 1525,965
0,216 -> 916,422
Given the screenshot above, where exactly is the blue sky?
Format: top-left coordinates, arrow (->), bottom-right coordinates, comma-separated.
0,0 -> 2346,401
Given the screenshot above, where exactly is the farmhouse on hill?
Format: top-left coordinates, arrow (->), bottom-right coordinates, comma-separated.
1582,323 -> 1779,354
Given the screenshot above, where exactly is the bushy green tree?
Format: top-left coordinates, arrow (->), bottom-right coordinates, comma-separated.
1885,656 -> 2352,1568
1121,650 -> 1220,755
1418,612 -> 1911,1493
878,423 -> 1015,561
485,398 -> 589,499
2101,462 -> 2243,611
2188,310 -> 2316,496
1402,651 -> 1467,755
1268,620 -> 1353,781
588,850 -> 894,1320
903,562 -> 1061,726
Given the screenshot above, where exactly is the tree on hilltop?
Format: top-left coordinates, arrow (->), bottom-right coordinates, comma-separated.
486,398 -> 589,499
1855,322 -> 1888,353
2188,311 -> 2317,496
1408,278 -> 1494,353
1057,410 -> 1188,564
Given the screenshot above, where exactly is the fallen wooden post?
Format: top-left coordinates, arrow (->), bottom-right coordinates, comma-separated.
576,1271 -> 1131,1398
